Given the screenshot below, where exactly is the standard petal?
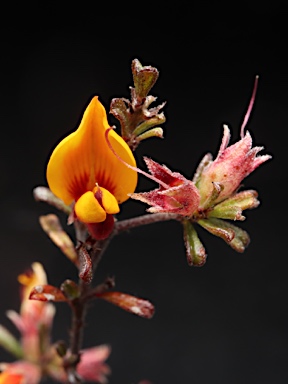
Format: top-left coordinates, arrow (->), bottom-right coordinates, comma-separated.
46,96 -> 137,205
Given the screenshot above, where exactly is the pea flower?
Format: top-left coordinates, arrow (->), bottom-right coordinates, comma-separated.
0,262 -> 54,383
6,262 -> 55,363
0,263 -> 111,384
46,96 -> 137,239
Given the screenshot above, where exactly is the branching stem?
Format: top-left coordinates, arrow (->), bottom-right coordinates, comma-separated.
66,211 -> 182,382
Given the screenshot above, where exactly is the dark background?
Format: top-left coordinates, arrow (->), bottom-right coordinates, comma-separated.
0,5 -> 287,384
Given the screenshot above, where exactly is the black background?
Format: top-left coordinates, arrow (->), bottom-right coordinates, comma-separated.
0,5 -> 287,384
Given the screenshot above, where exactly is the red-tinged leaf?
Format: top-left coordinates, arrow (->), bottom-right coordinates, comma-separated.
29,284 -> 67,302
78,245 -> 93,284
39,214 -> 78,264
96,291 -> 155,319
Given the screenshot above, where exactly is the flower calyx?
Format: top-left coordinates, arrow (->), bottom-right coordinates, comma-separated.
129,157 -> 200,216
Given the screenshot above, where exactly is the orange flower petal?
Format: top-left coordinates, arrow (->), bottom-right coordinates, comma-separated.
46,96 -> 137,206
75,191 -> 106,223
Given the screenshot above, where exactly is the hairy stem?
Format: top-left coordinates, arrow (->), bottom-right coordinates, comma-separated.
113,212 -> 182,235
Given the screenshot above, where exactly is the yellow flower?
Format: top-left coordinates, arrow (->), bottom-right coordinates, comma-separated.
46,96 -> 137,236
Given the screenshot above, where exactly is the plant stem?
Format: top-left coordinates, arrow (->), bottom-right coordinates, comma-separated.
66,212 -> 181,383
113,212 -> 182,235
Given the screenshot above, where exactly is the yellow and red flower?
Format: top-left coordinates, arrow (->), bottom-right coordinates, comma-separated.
6,262 -> 55,363
46,96 -> 137,239
0,263 -> 111,383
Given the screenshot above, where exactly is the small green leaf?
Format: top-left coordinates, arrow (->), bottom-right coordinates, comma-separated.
132,58 -> 159,99
207,205 -> 245,221
183,220 -> 207,266
198,217 -> 250,252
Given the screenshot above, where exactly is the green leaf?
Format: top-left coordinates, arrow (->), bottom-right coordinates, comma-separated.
183,220 -> 207,266
132,58 -> 159,99
198,217 -> 250,252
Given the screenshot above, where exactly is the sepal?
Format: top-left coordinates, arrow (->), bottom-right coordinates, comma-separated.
129,157 -> 200,217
